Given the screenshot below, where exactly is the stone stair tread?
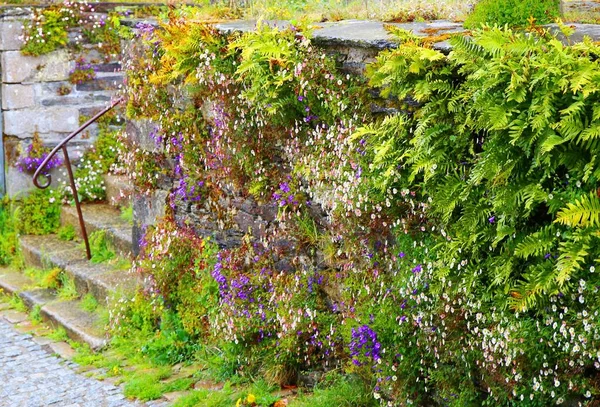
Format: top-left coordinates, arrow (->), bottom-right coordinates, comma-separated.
19,234 -> 140,305
42,300 -> 107,350
61,203 -> 133,255
20,288 -> 57,308
20,235 -> 83,269
63,261 -> 141,304
62,203 -> 128,229
0,268 -> 34,293
0,271 -> 107,350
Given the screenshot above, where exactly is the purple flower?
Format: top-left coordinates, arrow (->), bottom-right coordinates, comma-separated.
412,264 -> 422,274
489,216 -> 495,224
349,324 -> 381,366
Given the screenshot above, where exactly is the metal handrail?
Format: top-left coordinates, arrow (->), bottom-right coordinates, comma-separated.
33,97 -> 124,260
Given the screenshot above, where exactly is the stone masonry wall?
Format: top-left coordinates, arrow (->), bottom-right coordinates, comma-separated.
127,20 -> 600,256
0,6 -> 123,197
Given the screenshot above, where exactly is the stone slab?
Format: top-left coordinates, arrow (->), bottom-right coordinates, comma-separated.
2,83 -> 35,110
61,203 -> 133,255
1,309 -> 28,324
44,341 -> 76,360
0,19 -> 23,50
4,107 -> 79,137
0,268 -> 33,294
19,234 -> 85,270
1,49 -> 71,83
42,300 -> 107,351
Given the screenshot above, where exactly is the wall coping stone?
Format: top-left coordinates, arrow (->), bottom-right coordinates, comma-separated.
125,17 -> 600,52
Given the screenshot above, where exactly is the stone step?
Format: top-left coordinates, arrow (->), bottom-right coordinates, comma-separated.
0,268 -> 107,350
104,173 -> 133,208
60,203 -> 133,256
19,235 -> 141,306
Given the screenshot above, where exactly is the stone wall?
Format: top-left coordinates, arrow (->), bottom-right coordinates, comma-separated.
0,6 -> 123,197
127,19 -> 600,256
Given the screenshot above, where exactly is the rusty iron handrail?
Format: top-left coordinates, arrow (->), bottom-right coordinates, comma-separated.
33,97 -> 124,260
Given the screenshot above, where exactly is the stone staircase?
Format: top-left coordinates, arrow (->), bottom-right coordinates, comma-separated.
0,175 -> 139,351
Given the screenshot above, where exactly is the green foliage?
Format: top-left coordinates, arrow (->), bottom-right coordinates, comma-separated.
58,224 -> 77,241
30,304 -> 43,324
57,272 -> 79,301
123,15 -> 600,407
555,192 -> 600,227
0,198 -> 20,265
123,367 -> 173,401
80,293 -> 99,312
47,327 -> 69,342
292,373 -> 376,407
362,25 -> 600,310
464,0 -> 561,28
83,12 -> 131,57
87,230 -> 116,264
9,294 -> 27,312
120,204 -> 133,225
21,5 -> 75,56
16,189 -> 61,235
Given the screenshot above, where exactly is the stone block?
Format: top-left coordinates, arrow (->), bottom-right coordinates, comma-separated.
2,84 -> 35,110
0,20 -> 24,51
126,119 -> 162,152
4,107 -> 79,137
132,190 -> 168,256
1,50 -> 40,83
1,49 -> 71,83
74,74 -> 123,92
32,49 -> 72,82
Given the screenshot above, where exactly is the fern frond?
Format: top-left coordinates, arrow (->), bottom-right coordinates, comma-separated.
555,192 -> 600,228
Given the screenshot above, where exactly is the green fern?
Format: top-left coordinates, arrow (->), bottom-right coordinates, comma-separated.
555,192 -> 600,228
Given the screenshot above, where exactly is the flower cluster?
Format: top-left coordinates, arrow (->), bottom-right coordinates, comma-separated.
349,325 -> 381,366
16,143 -> 62,175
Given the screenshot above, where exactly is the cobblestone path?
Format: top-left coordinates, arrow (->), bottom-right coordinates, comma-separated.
0,318 -> 140,407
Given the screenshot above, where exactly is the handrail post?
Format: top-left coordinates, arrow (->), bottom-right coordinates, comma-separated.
62,145 -> 91,260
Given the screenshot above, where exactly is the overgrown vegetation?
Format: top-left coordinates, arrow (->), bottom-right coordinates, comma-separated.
464,0 -> 561,28
121,11 -> 600,406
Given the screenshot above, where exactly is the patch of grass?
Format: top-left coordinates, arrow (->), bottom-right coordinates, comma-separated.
47,327 -> 69,342
123,367 -> 173,401
86,230 -> 116,264
57,272 -> 79,301
9,294 -> 27,312
80,293 -> 99,312
58,224 -> 77,241
290,373 -> 376,407
70,341 -> 105,366
30,304 -> 43,325
24,267 -> 62,290
120,204 -> 134,225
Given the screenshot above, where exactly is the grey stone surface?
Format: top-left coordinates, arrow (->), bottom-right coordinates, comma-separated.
32,49 -> 72,82
4,107 -> 79,137
2,83 -> 35,110
1,49 -> 71,83
0,318 -> 143,407
132,190 -> 168,256
0,20 -> 23,51
126,119 -> 162,153
215,19 -> 464,50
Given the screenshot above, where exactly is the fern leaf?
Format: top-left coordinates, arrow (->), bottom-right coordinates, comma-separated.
555,192 -> 600,228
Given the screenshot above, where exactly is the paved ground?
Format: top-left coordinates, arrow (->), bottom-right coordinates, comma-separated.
0,318 -> 141,407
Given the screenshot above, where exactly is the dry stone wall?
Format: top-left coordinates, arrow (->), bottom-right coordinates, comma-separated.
0,6 -> 123,197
